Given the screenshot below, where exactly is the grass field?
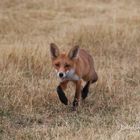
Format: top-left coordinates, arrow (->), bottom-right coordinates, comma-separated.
0,0 -> 140,139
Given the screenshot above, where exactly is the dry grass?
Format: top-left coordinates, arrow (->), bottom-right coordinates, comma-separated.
0,0 -> 140,139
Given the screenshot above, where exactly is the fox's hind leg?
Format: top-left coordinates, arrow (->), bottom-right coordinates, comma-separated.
81,81 -> 90,100
81,72 -> 98,100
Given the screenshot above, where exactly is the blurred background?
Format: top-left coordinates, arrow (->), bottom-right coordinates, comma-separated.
0,0 -> 140,139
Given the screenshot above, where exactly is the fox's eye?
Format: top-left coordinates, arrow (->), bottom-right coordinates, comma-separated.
55,63 -> 60,67
65,64 -> 71,68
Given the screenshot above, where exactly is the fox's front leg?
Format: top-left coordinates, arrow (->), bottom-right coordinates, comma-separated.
57,81 -> 68,105
73,80 -> 82,110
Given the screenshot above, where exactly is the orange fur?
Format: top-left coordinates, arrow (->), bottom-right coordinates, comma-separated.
50,43 -> 98,109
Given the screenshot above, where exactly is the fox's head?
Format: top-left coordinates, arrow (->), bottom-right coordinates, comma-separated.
50,43 -> 79,81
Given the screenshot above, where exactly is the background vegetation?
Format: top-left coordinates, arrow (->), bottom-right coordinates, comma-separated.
0,0 -> 140,139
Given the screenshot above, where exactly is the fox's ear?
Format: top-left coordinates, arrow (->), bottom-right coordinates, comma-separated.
68,45 -> 79,59
50,43 -> 59,58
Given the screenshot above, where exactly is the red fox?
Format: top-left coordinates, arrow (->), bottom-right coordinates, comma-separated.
50,43 -> 98,110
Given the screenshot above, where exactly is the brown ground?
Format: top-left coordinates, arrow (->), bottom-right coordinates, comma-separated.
0,0 -> 140,139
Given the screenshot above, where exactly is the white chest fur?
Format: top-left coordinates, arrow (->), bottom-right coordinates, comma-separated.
59,69 -> 80,82
66,69 -> 80,80
67,73 -> 80,81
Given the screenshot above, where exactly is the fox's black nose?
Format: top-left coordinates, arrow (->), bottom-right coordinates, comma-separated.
59,73 -> 64,78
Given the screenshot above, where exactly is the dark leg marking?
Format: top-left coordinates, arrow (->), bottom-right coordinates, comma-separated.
82,81 -> 90,99
57,85 -> 68,105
